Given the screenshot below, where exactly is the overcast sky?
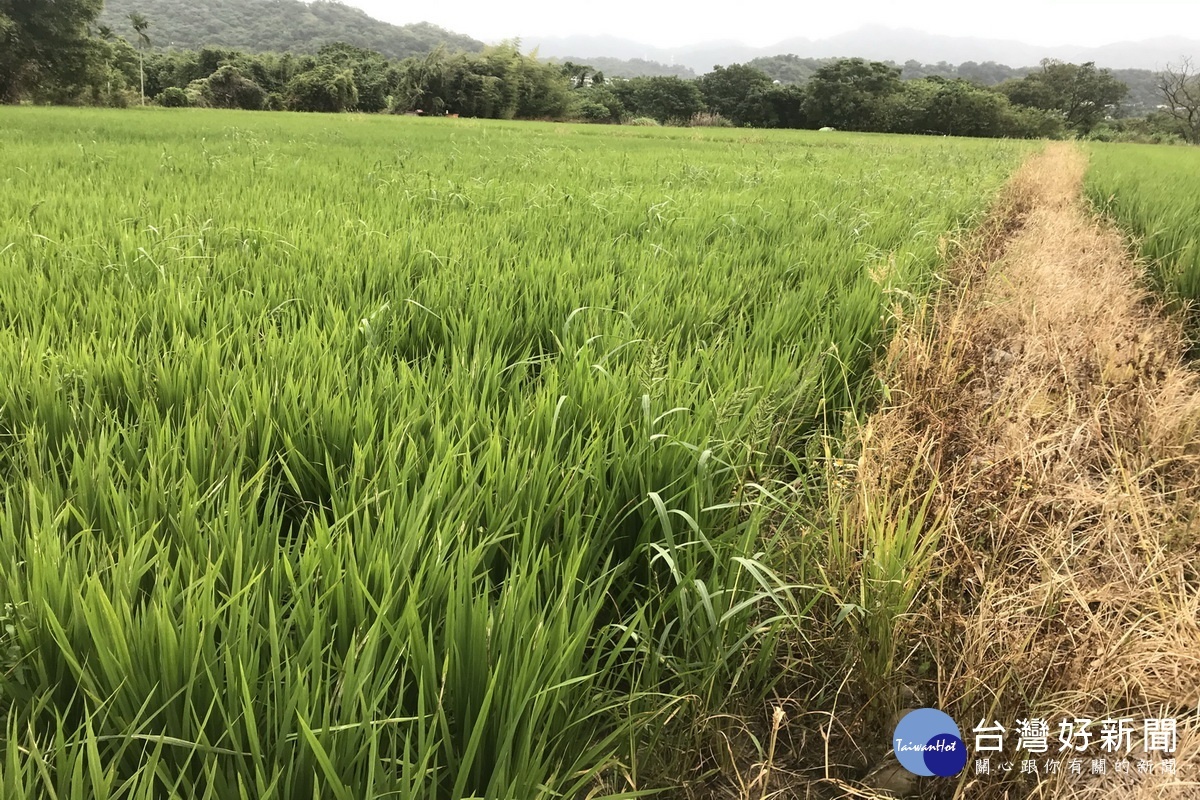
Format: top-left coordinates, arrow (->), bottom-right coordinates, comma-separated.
346,0 -> 1200,47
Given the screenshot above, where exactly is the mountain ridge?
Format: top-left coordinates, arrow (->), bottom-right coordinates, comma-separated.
523,26 -> 1198,73
98,0 -> 485,61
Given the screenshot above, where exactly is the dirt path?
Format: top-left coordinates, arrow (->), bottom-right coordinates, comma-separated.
857,142 -> 1200,798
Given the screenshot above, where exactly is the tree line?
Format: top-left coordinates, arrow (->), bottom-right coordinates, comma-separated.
4,0 -> 1200,143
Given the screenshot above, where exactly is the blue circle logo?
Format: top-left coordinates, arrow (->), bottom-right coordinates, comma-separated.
892,709 -> 968,777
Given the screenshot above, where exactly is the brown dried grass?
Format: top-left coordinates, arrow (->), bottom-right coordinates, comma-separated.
856,143 -> 1200,798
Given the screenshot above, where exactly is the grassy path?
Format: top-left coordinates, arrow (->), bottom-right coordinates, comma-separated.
846,143 -> 1200,799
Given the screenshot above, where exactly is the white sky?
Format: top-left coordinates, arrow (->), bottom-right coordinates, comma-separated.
350,0 -> 1200,48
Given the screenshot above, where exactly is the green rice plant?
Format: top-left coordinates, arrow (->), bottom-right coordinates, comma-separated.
0,107 -> 1025,797
1086,143 -> 1200,324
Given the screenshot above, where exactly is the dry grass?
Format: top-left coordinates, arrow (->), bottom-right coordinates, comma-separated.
852,142 -> 1200,797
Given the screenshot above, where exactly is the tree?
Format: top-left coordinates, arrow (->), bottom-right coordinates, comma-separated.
393,48 -> 451,114
882,78 -> 940,134
157,85 -> 188,106
573,84 -> 624,122
506,44 -> 572,118
956,60 -> 1020,86
803,58 -> 903,131
128,12 -> 150,105
200,64 -> 266,109
999,71 -> 1055,109
917,79 -> 1010,137
999,60 -> 1127,134
560,60 -> 592,88
317,42 -> 397,112
0,0 -> 103,101
754,83 -> 809,128
611,76 -> 704,123
288,64 -> 358,112
1157,58 -> 1200,144
699,63 -> 772,124
1002,105 -> 1067,139
392,43 -> 570,120
746,54 -> 827,85
95,24 -> 115,95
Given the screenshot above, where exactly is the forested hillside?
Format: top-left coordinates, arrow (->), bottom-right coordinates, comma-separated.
548,56 -> 694,79
745,55 -> 1163,116
98,0 -> 483,60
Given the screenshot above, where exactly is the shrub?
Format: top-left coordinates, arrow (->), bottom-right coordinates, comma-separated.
157,87 -> 189,108
572,85 -> 625,123
687,111 -> 732,127
575,100 -> 614,122
103,89 -> 134,109
628,117 -> 661,126
1002,105 -> 1066,139
184,79 -> 209,108
1084,116 -> 1188,146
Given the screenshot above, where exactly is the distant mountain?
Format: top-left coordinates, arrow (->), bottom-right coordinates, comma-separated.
98,0 -> 484,60
1079,37 -> 1200,70
545,56 -> 694,79
525,26 -> 1199,74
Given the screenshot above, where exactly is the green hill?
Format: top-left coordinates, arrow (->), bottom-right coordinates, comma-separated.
98,0 -> 484,60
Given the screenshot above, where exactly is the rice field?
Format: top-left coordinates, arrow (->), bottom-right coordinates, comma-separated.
1086,143 -> 1200,319
0,107 -> 1026,798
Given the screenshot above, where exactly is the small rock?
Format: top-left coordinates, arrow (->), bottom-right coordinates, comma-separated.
989,348 -> 1016,365
863,762 -> 918,797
